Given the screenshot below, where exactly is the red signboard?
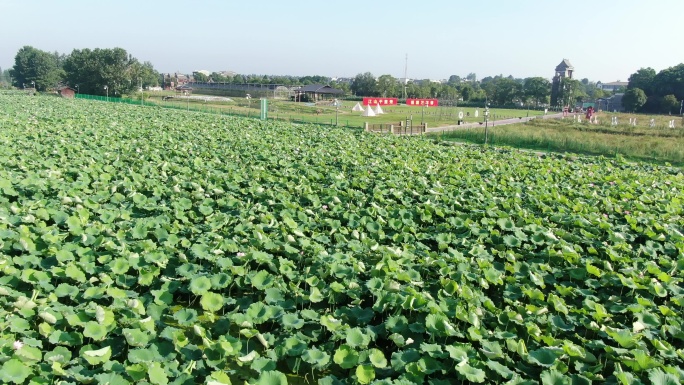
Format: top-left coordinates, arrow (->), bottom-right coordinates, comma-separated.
406,98 -> 439,107
363,97 -> 398,106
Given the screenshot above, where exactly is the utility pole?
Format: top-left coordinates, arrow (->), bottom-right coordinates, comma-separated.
403,53 -> 408,100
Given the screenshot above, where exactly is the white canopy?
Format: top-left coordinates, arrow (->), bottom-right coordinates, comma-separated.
373,103 -> 384,114
351,102 -> 364,112
361,105 -> 376,117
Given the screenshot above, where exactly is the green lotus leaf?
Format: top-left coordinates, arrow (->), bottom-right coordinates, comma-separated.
83,321 -> 108,341
253,370 -> 288,385
284,336 -> 307,357
540,369 -> 570,385
148,362 -> 168,385
301,347 -> 330,369
281,313 -> 304,329
210,273 -> 232,289
54,283 -> 79,298
0,359 -> 32,384
455,363 -> 485,383
503,235 -> 521,248
368,348 -> 387,368
44,346 -> 72,364
345,328 -> 369,348
251,357 -> 277,372
479,340 -> 503,359
527,348 -> 560,367
366,277 -> 384,292
189,276 -> 212,296
123,328 -> 151,347
355,364 -> 375,384
81,345 -> 111,365
308,287 -> 324,303
173,308 -> 198,326
485,360 -> 514,379
497,218 -> 516,231
200,292 -> 224,312
390,349 -> 421,371
333,344 -> 359,369
251,270 -> 273,290
94,372 -> 131,385
551,315 -> 574,331
14,345 -> 42,363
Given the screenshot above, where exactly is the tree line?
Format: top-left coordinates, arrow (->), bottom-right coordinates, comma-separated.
7,46 -> 159,96
186,70 -> 608,107
7,44 -> 680,112
622,64 -> 684,114
349,72 -> 612,107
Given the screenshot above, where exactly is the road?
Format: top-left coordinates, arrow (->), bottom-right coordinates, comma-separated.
426,112 -> 565,134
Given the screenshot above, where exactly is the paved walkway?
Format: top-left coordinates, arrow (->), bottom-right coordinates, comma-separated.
426,112 -> 565,133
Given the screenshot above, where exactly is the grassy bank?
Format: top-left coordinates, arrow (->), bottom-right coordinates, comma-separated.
434,115 -> 684,165
139,91 -> 548,129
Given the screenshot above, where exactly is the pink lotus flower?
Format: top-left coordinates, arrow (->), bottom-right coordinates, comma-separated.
588,183 -> 594,187
322,205 -> 328,210
13,341 -> 23,350
236,252 -> 246,257
624,210 -> 631,215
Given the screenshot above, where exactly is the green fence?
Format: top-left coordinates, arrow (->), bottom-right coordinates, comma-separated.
74,93 -> 361,129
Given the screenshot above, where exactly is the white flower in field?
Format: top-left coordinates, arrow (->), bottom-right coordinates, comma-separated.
13,340 -> 23,350
405,338 -> 414,345
236,252 -> 246,257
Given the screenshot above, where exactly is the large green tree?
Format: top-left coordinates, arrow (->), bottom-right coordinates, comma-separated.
660,94 -> 679,114
653,64 -> 684,101
557,78 -> 586,107
457,83 -> 475,101
193,72 -> 209,82
10,46 -> 64,91
627,67 -> 656,95
523,77 -> 551,106
63,47 -> 155,96
493,78 -> 523,105
622,88 -> 647,112
0,67 -> 11,88
350,72 -> 377,96
438,83 -> 459,101
447,75 -> 461,85
376,74 -> 398,97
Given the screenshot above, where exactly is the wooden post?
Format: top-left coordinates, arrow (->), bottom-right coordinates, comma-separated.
390,124 -> 395,135
364,122 -> 369,132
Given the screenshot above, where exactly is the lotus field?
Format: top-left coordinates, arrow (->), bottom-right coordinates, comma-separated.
2,93 -> 684,385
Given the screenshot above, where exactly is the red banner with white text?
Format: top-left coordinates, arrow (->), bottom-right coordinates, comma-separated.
406,98 -> 439,106
363,97 -> 398,106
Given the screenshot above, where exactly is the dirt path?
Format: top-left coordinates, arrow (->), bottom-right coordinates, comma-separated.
427,112 -> 565,133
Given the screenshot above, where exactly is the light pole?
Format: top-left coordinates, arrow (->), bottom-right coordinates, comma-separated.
680,99 -> 683,116
484,105 -> 490,145
140,78 -> 143,106
334,98 -> 340,126
31,81 -> 35,90
104,85 -> 108,102
75,84 -> 79,94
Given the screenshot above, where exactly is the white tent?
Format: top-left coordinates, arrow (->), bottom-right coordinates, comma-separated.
373,103 -> 384,114
361,105 -> 376,117
351,102 -> 364,112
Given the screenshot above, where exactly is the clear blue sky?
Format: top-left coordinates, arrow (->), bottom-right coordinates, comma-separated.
1,0 -> 682,82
